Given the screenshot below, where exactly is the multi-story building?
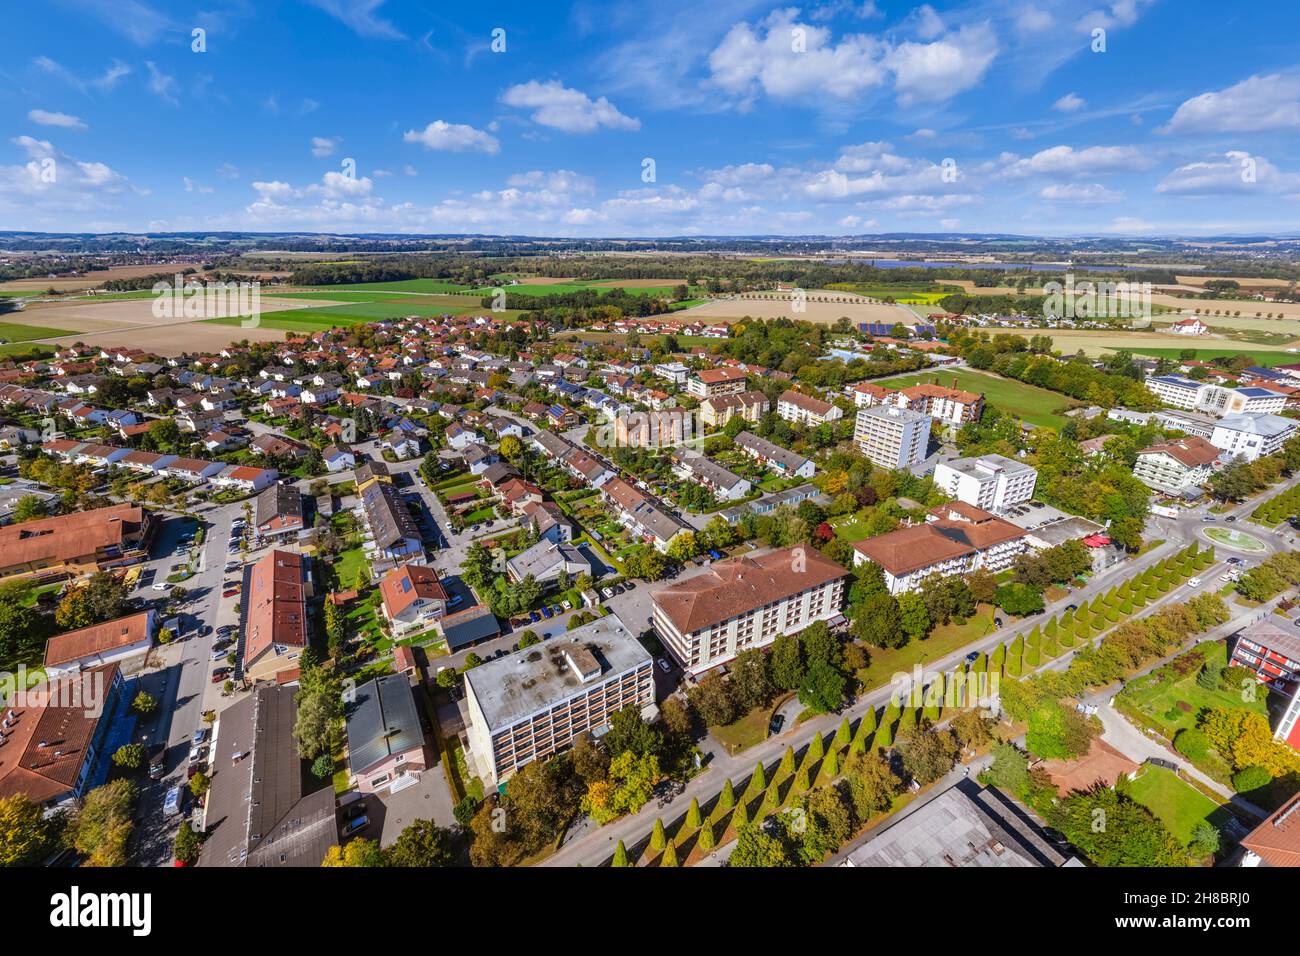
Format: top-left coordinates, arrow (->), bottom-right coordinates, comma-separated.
651,546 -> 848,675
699,390 -> 769,428
358,480 -> 426,572
1199,385 -> 1288,417
1145,374 -> 1210,410
0,504 -> 155,583
733,431 -> 816,479
378,564 -> 448,635
241,549 -> 312,683
1275,684 -> 1300,753
670,451 -> 752,501
346,674 -> 429,794
852,502 -> 1028,594
654,362 -> 690,385
776,389 -> 844,426
1210,413 -> 1298,462
686,367 -> 748,399
854,405 -> 931,469
464,615 -> 654,785
893,383 -> 984,426
933,454 -> 1037,512
254,483 -> 304,540
1238,791 -> 1300,867
1230,621 -> 1300,695
599,477 -> 691,552
1133,436 -> 1220,494
613,409 -> 692,449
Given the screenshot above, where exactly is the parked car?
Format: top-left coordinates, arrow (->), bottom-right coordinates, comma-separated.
222,589 -> 240,598
657,658 -> 671,674
1188,577 -> 1202,588
343,815 -> 370,836
447,595 -> 464,608
211,647 -> 229,661
541,606 -> 553,619
768,714 -> 785,737
529,611 -> 541,623
601,587 -> 614,599
163,785 -> 182,817
210,667 -> 230,683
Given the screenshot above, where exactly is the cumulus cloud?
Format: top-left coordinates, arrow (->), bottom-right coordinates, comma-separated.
1038,182 -> 1123,203
1160,74 -> 1300,135
0,136 -> 139,216
1052,92 -> 1085,113
995,144 -> 1154,179
500,80 -> 639,133
402,120 -> 500,154
27,109 -> 86,130
1156,151 -> 1300,196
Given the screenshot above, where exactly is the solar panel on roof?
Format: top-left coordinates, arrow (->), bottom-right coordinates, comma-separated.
400,578 -> 411,592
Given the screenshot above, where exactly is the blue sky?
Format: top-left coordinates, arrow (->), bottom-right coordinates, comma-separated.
2,0 -> 1299,236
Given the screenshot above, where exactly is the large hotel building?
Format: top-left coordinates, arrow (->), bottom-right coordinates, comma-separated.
853,405 -> 932,469
463,615 -> 654,785
651,547 -> 849,676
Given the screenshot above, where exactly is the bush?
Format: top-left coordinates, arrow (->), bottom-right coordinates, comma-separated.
1173,728 -> 1209,762
1232,765 -> 1273,793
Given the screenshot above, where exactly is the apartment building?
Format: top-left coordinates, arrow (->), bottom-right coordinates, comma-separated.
651,546 -> 848,675
359,480 -> 426,572
464,615 -> 654,785
852,503 -> 1027,594
699,390 -> 769,428
854,405 -> 931,469
1145,374 -> 1210,410
1133,437 -> 1220,494
0,504 -> 155,583
894,383 -> 984,426
671,451 -> 752,501
776,389 -> 844,426
1210,413 -> 1297,462
599,477 -> 691,552
254,483 -> 304,540
733,431 -> 816,479
241,549 -> 312,683
379,564 -> 448,635
1230,621 -> 1300,695
933,454 -> 1037,512
686,367 -> 748,399
1200,385 -> 1288,417
613,409 -> 692,449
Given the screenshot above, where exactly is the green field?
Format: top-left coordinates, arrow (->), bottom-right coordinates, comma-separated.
0,320 -> 76,342
204,299 -> 526,332
467,281 -> 686,298
317,279 -> 469,294
879,368 -> 1071,428
1126,765 -> 1232,846
1120,347 -> 1298,366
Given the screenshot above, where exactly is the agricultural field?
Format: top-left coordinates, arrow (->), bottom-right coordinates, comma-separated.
0,263 -> 200,293
676,292 -> 916,326
0,319 -> 76,343
878,367 -> 1071,428
466,279 -> 692,298
315,278 -> 468,294
1042,330 -> 1298,361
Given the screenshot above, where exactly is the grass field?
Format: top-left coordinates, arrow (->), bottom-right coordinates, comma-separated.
1126,765 -> 1232,846
854,604 -> 998,693
880,368 -> 1071,428
1120,346 -> 1299,366
1044,331 -> 1297,361
204,298 -> 527,331
467,280 -> 687,297
0,320 -> 76,342
316,279 -> 468,294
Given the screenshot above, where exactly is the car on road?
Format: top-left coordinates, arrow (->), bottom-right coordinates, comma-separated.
994,617 -> 1004,628
965,651 -> 981,664
152,582 -> 168,591
768,714 -> 785,737
657,658 -> 671,674
1227,516 -> 1238,522
1065,603 -> 1078,612
1201,516 -> 1214,522
541,606 -> 552,619
1187,576 -> 1202,587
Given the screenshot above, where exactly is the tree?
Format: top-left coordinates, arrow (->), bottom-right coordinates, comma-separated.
322,839 -> 386,867
174,822 -> 201,865
798,659 -> 847,714
895,724 -> 958,786
0,794 -> 59,867
65,779 -> 136,867
111,743 -> 145,770
293,677 -> 343,760
854,591 -> 905,648
11,494 -> 47,523
611,839 -> 630,867
843,750 -> 898,820
1026,701 -> 1094,760
311,755 -> 335,780
649,818 -> 667,852
55,571 -> 128,630
132,691 -> 159,716
188,770 -> 210,799
769,634 -> 805,691
985,742 -> 1032,796
517,630 -> 540,649
728,824 -> 791,867
666,532 -> 697,564
499,435 -> 523,461
897,592 -> 930,642
730,648 -> 773,711
385,820 -> 458,867
688,672 -> 739,727
1191,821 -> 1221,859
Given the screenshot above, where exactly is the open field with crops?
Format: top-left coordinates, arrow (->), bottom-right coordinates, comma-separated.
675,292 -> 916,325
1042,330 -> 1298,361
0,263 -> 203,293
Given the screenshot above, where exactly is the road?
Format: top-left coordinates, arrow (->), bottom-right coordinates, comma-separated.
538,477 -> 1298,867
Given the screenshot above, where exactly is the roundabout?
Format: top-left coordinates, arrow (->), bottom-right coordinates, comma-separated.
1201,526 -> 1269,553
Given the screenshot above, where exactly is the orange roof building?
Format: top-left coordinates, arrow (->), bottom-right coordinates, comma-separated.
241,550 -> 311,683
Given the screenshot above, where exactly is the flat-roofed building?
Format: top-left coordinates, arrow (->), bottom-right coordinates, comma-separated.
854,405 -> 931,469
241,549 -> 312,683
852,503 -> 1027,594
651,546 -> 848,675
1198,384 -> 1288,417
1145,374 -> 1210,410
0,504 -> 155,583
464,614 -> 654,785
1133,437 -> 1221,494
1231,621 -> 1300,696
776,389 -> 843,426
933,454 -> 1037,512
1210,413 -> 1298,463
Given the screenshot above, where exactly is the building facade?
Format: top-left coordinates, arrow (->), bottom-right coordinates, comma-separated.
854,405 -> 931,469
933,454 -> 1037,512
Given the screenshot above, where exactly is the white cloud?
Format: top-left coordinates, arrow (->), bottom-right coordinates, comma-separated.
304,0 -> 404,40
1052,92 -> 1085,113
1160,74 -> 1300,135
1156,151 -> 1300,196
996,144 -> 1154,179
27,110 -> 86,130
402,120 -> 500,154
884,22 -> 999,106
504,170 -> 597,194
500,80 -> 639,133
1038,182 -> 1123,203
182,176 -> 214,194
216,163 -> 240,179
0,136 -> 139,216
145,61 -> 178,104
311,136 -> 340,157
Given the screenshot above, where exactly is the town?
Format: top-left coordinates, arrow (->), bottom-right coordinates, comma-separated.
2,1 -> 1297,922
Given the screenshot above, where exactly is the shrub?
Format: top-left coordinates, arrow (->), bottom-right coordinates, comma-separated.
1174,728 -> 1209,762
1232,766 -> 1273,793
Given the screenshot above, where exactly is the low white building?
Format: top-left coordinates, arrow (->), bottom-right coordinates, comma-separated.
1210,413 -> 1297,462
933,454 -> 1037,512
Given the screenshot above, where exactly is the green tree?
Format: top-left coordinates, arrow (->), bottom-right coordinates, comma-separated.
385,820 -> 458,867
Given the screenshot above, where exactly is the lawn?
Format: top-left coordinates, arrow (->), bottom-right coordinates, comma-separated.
333,545 -> 371,591
1122,346 -> 1298,366
710,704 -> 776,757
829,514 -> 876,543
854,604 -> 998,692
880,368 -> 1070,428
1126,765 -> 1233,846
1119,641 -> 1270,739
